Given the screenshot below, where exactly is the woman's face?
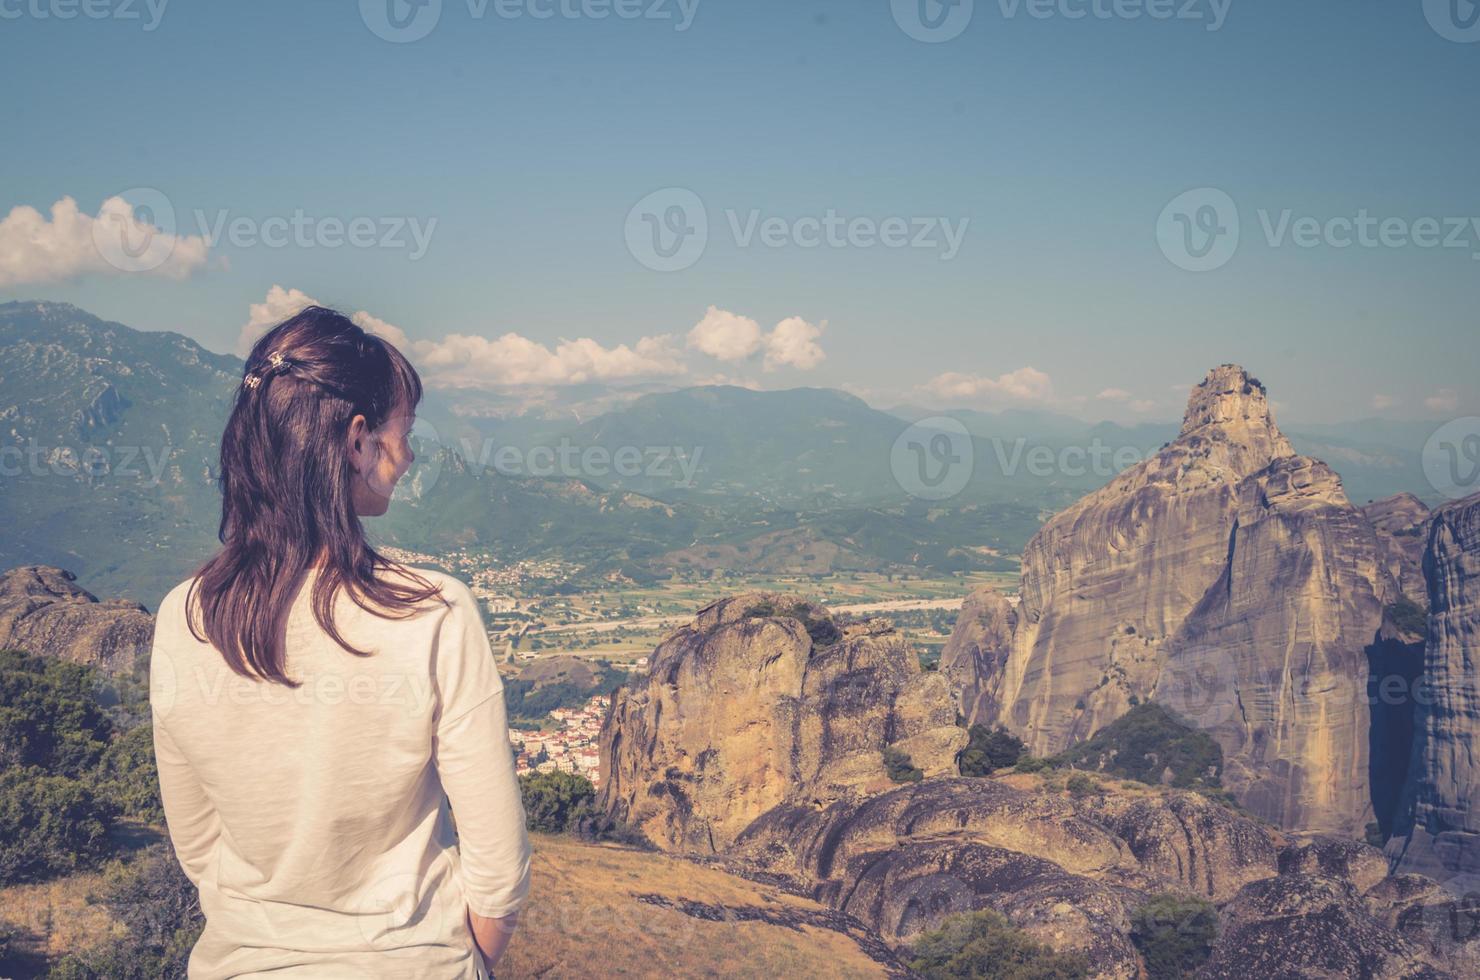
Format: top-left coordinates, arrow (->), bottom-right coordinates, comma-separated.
348,406 -> 416,517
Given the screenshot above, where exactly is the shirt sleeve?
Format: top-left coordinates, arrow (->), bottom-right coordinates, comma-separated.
150,599 -> 221,887
431,579 -> 531,919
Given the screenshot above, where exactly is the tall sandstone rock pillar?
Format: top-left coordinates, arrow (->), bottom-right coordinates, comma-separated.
1389,491 -> 1480,882
944,365 -> 1405,836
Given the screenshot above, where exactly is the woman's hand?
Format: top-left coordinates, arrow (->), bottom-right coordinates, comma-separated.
468,909 -> 518,973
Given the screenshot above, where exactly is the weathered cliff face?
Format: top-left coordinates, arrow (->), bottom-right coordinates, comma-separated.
1365,492 -> 1433,606
1388,492 -> 1480,882
597,594 -> 965,853
1162,454 -> 1390,836
0,565 -> 154,674
939,586 -> 1016,722
945,365 -> 1399,836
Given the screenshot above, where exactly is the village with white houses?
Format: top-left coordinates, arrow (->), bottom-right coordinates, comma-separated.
511,693 -> 609,787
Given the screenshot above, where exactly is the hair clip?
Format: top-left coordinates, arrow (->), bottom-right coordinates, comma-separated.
267,350 -> 287,370
243,373 -> 262,389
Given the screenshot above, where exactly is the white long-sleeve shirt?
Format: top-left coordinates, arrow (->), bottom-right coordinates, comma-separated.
149,565 -> 530,979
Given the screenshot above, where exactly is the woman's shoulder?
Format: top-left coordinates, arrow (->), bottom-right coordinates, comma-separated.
375,563 -> 478,612
158,575 -> 202,627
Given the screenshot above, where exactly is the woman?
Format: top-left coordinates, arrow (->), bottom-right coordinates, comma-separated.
149,307 -> 530,978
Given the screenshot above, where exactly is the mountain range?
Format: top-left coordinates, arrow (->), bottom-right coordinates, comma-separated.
0,301 -> 1452,608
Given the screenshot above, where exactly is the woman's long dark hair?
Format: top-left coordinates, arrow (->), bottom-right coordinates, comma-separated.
187,306 -> 444,684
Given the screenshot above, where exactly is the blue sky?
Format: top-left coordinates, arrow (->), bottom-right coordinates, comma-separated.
0,0 -> 1476,423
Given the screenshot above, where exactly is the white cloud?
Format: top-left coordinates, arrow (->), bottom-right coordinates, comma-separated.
685,306 -> 827,372
1129,399 -> 1157,413
1097,388 -> 1133,401
764,316 -> 826,371
923,367 -> 1054,404
240,286 -> 686,387
686,306 -> 764,362
1425,388 -> 1459,414
238,285 -> 323,354
0,195 -> 209,287
1371,393 -> 1398,411
418,332 -> 686,387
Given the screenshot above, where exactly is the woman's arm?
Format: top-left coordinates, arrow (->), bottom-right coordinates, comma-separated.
432,580 -> 533,963
153,707 -> 221,886
467,910 -> 518,971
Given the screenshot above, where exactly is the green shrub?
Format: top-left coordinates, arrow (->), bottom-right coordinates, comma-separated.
908,909 -> 1090,979
0,649 -> 112,776
744,600 -> 842,646
1384,597 -> 1428,637
95,723 -> 163,823
0,767 -> 117,885
519,770 -> 598,833
884,745 -> 924,783
1013,755 -> 1051,774
958,725 -> 1026,777
1065,773 -> 1100,797
1052,703 -> 1222,792
1129,894 -> 1218,980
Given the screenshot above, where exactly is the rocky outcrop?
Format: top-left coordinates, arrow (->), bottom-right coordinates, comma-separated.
1365,493 -> 1432,606
598,594 -> 966,853
598,583 -> 1470,976
939,586 -> 1016,722
0,565 -> 153,674
727,777 -> 1280,978
1388,492 -> 1480,882
1201,874 -> 1447,979
945,366 -> 1402,836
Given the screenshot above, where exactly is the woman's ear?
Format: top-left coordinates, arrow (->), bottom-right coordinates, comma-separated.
346,413 -> 372,473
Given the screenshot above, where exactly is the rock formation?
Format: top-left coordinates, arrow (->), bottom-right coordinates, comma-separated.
726,777 -> 1285,976
1365,492 -> 1433,606
943,365 -> 1406,836
0,565 -> 154,674
1388,491 -> 1480,883
598,594 -> 966,852
597,580 -> 1473,976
